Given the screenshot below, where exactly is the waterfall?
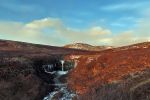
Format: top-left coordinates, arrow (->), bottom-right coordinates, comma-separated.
60,60 -> 65,71
43,66 -> 76,100
43,60 -> 77,100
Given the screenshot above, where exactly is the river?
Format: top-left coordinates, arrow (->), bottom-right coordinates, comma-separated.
43,60 -> 77,100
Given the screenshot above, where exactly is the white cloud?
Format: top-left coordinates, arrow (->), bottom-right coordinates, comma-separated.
110,16 -> 139,27
0,12 -> 150,46
89,26 -> 111,36
100,2 -> 149,11
25,18 -> 62,29
0,18 -> 112,46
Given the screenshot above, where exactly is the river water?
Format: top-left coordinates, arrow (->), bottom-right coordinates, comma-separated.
43,60 -> 77,100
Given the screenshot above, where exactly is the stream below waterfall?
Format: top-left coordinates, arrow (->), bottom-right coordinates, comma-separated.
43,60 -> 77,100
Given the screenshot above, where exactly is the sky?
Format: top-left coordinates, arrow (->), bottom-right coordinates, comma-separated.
0,0 -> 150,46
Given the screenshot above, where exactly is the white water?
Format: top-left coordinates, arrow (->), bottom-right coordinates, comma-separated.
43,60 -> 76,100
43,71 -> 76,100
57,71 -> 68,75
60,60 -> 65,71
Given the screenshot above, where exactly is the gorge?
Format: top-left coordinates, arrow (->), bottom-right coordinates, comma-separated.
0,40 -> 150,100
42,60 -> 76,100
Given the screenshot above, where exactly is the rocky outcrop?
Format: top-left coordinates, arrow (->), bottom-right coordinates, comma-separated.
64,43 -> 113,51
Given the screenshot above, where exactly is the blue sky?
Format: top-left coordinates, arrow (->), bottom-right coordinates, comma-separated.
0,0 -> 150,46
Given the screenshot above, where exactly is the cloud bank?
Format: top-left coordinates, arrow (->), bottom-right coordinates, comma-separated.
0,16 -> 150,46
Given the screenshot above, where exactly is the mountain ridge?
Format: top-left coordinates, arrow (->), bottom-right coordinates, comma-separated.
64,43 -> 113,51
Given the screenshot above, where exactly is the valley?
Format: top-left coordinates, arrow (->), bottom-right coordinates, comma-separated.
0,40 -> 150,100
